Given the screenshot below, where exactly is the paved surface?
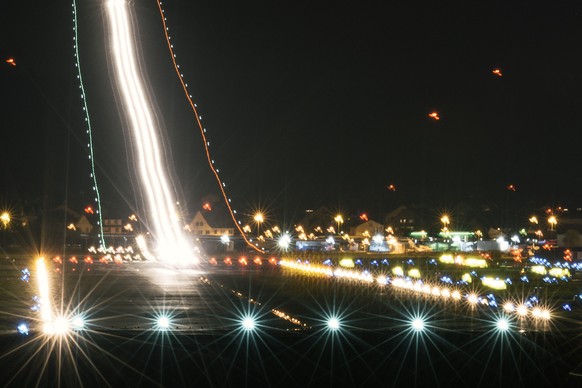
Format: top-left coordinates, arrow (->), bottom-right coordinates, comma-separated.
1,257 -> 582,387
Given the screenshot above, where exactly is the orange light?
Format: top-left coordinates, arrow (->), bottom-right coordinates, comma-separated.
428,112 -> 440,120
387,184 -> 396,192
492,68 -> 502,77
359,213 -> 368,221
506,184 -> 516,192
84,206 -> 94,214
6,58 -> 16,67
202,202 -> 212,211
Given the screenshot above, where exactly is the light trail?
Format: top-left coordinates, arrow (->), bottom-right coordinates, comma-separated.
36,257 -> 54,329
104,0 -> 196,265
154,1 -> 262,253
72,0 -> 106,248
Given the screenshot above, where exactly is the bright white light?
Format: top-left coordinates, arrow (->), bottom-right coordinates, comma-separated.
36,258 -> 53,324
516,305 -> 528,317
327,317 -> 340,330
278,234 -> 291,250
17,323 -> 29,335
72,316 -> 86,330
411,318 -> 425,331
503,302 -> 515,313
242,317 -> 256,331
372,235 -> 383,244
157,316 -> 171,329
496,318 -> 510,331
53,316 -> 70,335
220,234 -> 230,245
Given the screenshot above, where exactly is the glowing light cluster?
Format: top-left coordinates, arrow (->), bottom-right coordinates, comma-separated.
271,309 -> 308,329
279,259 -> 333,277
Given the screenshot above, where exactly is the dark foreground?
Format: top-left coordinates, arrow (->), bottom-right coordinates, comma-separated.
1,258 -> 581,387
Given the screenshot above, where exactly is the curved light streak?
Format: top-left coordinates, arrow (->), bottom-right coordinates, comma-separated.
73,0 -> 105,247
154,1 -> 261,253
104,0 -> 196,264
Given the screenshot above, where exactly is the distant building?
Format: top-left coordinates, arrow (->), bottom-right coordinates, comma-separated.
102,218 -> 132,247
189,210 -> 235,237
189,208 -> 236,253
383,205 -> 417,236
349,220 -> 384,238
75,215 -> 93,234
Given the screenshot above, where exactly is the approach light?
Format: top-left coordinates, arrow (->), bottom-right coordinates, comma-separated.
503,302 -> 515,313
44,316 -> 70,335
327,317 -> 340,331
411,318 -> 425,331
157,316 -> 171,330
496,317 -> 510,331
242,316 -> 256,331
516,305 -> 528,317
72,316 -> 86,330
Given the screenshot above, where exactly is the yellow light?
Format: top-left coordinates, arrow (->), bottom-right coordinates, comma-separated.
392,266 -> 404,277
531,265 -> 547,275
0,211 -> 10,228
408,268 -> 421,278
439,254 -> 454,264
549,267 -> 570,277
464,257 -> 488,268
339,258 -> 354,268
481,277 -> 507,290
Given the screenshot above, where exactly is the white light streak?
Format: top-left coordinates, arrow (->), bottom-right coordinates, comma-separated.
105,0 -> 197,265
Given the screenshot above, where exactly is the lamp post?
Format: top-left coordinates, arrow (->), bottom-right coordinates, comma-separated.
254,213 -> 264,238
440,215 -> 450,238
548,216 -> 557,231
334,215 -> 343,235
0,212 -> 10,229
0,211 -> 10,249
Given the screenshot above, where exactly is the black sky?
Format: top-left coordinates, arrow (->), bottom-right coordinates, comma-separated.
1,0 -> 582,222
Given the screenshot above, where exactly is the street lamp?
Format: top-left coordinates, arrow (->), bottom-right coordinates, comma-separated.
440,215 -> 450,237
334,215 -> 343,234
254,213 -> 264,237
0,212 -> 10,229
548,215 -> 557,231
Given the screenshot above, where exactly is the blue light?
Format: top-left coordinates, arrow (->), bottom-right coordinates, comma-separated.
17,323 -> 29,335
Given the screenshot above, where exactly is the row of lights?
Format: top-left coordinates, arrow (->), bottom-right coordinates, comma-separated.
19,312 -> 520,337
279,260 -> 554,322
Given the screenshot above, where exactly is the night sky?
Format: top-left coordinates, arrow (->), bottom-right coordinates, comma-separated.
1,0 -> 582,222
